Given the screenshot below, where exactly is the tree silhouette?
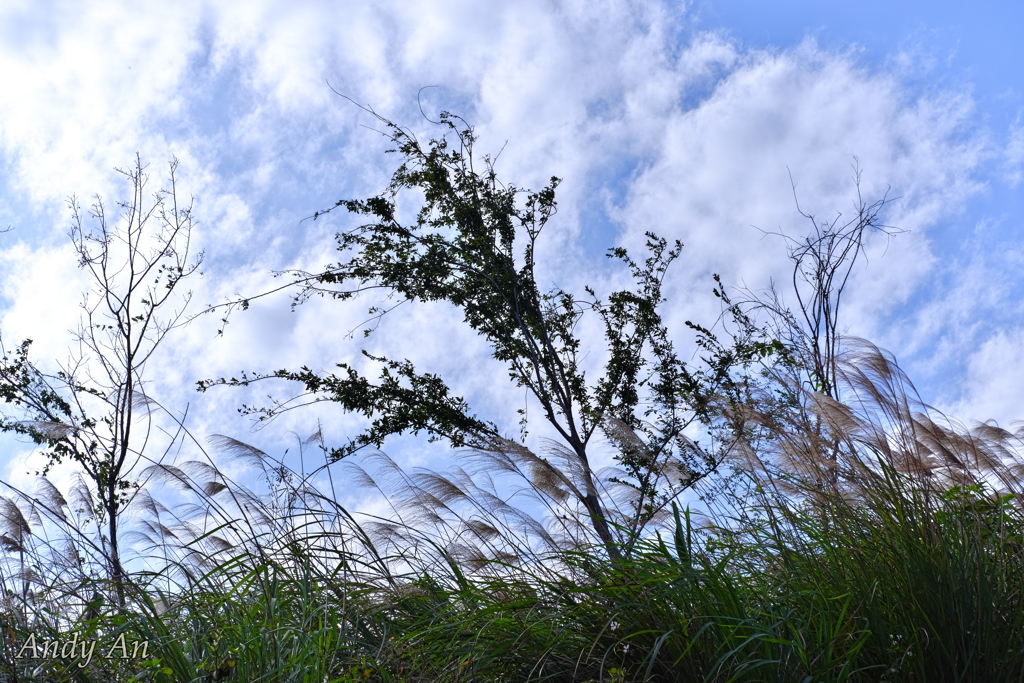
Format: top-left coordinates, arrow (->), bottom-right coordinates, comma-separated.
202,109 -> 768,560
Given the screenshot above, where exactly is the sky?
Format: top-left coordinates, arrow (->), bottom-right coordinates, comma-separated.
0,0 -> 1022,520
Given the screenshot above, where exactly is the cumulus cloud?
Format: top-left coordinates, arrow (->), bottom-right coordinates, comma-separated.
0,0 -> 202,206
0,0 -> 1018,500
953,328 -> 1024,428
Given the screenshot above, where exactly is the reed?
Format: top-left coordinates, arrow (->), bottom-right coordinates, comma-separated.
0,339 -> 1021,681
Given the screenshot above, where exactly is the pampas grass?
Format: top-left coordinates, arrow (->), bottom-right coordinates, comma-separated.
0,338 -> 1021,681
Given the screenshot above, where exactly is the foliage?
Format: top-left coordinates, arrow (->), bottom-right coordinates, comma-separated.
1,113 -> 1022,683
200,110 -> 772,560
5,342 -> 1024,682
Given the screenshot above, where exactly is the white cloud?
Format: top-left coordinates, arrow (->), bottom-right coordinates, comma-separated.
611,39 -> 988,368
0,0 -> 201,207
0,1 -> 1018,513
0,240 -> 88,362
953,328 -> 1024,428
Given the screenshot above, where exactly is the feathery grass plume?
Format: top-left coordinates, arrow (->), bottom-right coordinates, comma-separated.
34,476 -> 68,523
3,335 -> 1023,680
95,431 -> 402,681
15,420 -> 74,441
718,337 -> 1019,503
708,336 -> 1024,681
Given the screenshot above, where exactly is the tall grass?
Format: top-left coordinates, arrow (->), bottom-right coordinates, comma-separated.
0,338 -> 1022,681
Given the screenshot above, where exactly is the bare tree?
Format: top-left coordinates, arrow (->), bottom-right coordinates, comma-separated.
720,161 -> 902,498
0,155 -> 202,606
747,161 -> 901,400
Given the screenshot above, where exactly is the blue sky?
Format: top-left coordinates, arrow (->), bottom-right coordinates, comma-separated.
0,1 -> 1021,517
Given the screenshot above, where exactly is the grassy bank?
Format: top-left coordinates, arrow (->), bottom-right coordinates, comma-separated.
0,342 -> 1022,682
